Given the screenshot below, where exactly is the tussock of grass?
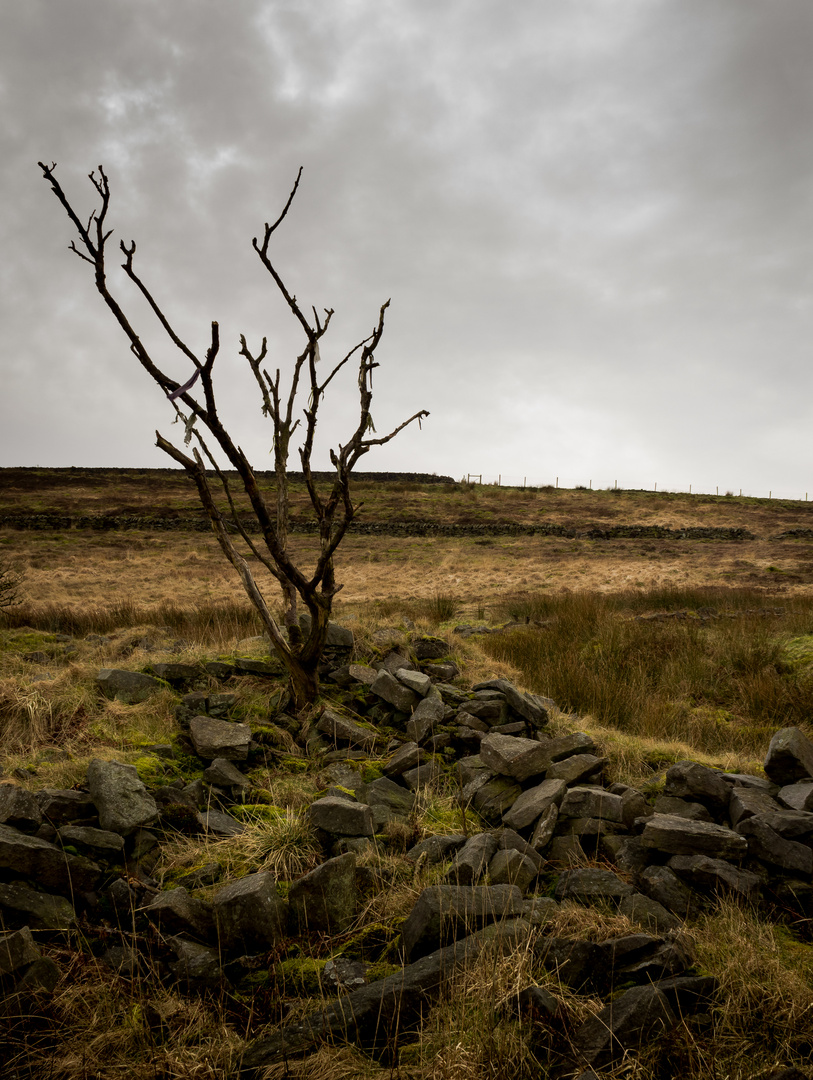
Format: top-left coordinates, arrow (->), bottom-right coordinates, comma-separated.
689,901 -> 813,1072
482,588 -> 813,757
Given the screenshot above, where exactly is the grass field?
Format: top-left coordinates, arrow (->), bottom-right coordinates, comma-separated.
3,469 -> 813,1078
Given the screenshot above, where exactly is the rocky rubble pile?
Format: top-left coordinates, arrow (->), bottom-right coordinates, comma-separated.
1,623 -> 813,1077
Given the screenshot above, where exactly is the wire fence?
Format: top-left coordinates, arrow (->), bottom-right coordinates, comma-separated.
463,473 -> 813,503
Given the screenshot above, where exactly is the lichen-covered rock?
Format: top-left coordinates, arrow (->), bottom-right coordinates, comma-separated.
502,778 -> 566,831
97,668 -> 164,704
572,984 -> 676,1066
188,716 -> 251,761
309,796 -> 374,836
480,733 -> 550,782
86,759 -> 158,836
641,814 -> 747,861
0,783 -> 42,833
0,880 -> 77,930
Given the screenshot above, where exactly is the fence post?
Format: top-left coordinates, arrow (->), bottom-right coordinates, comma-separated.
689,484 -> 691,494
589,480 -> 592,489
556,477 -> 558,489
655,482 -> 657,492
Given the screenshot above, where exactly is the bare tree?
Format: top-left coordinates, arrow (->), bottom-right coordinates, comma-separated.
39,162 -> 428,709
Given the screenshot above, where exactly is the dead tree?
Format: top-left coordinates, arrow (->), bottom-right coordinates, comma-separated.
39,162 -> 428,709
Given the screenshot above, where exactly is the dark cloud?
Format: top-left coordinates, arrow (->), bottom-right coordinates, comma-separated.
2,0 -> 812,495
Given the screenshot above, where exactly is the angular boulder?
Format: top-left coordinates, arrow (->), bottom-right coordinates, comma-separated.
86,759 -> 158,836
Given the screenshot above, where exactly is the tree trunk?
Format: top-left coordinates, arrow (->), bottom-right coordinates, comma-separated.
287,653 -> 321,713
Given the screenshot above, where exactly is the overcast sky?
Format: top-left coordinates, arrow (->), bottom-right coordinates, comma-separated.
2,0 -> 813,497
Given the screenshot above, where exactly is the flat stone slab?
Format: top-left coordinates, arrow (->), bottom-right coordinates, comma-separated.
97,668 -> 164,704
0,823 -> 100,895
370,669 -> 420,712
546,753 -> 606,785
559,786 -> 623,822
778,781 -> 813,812
641,814 -> 747,861
0,880 -> 77,930
316,708 -> 379,750
480,733 -> 551,782
668,854 -> 761,901
502,778 -> 566,831
554,867 -> 635,903
189,716 -> 251,761
664,761 -> 730,810
196,809 -> 245,837
573,984 -> 676,1067
309,796 -> 374,836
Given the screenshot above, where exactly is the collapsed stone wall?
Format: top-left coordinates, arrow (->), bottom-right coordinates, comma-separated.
2,622 -> 813,1075
0,513 -> 756,541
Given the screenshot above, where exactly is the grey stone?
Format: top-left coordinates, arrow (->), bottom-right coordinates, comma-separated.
735,816 -> 813,875
521,895 -> 559,925
169,937 -> 223,989
469,774 -> 522,825
618,893 -> 681,934
554,867 -> 634,903
638,864 -> 701,919
641,813 -> 747,860
0,823 -> 100,895
406,833 -> 467,864
480,733 -> 550,782
363,776 -> 415,818
401,883 -> 524,960
86,759 -> 158,836
764,727 -> 813,784
758,809 -> 813,841
384,741 -> 424,777
559,786 -> 623,822
370,669 -> 420,712
36,788 -> 95,825
573,984 -> 676,1066
203,758 -> 250,788
97,668 -> 164,704
547,835 -> 586,864
213,872 -> 285,955
664,761 -> 730,810
668,854 -> 761,902
653,795 -> 713,822
288,852 -> 357,934
402,762 -> 444,791
539,731 -> 597,761
0,783 -> 42,833
316,708 -> 379,750
530,803 -> 559,851
0,880 -> 77,930
535,937 -> 597,990
474,679 -> 550,728
502,778 -> 566,831
57,824 -> 125,858
778,781 -> 813,812
0,925 -> 40,977
488,849 -> 537,891
395,669 -> 432,696
143,888 -> 213,940
406,689 -> 445,744
309,796 -> 374,836
728,785 -> 781,826
621,787 -> 653,828
447,832 -> 498,885
612,836 -> 653,877
546,753 -> 606,785
189,716 -> 251,761
348,663 -> 378,686
196,809 -> 245,837
494,827 -> 544,871
516,983 -> 559,1017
